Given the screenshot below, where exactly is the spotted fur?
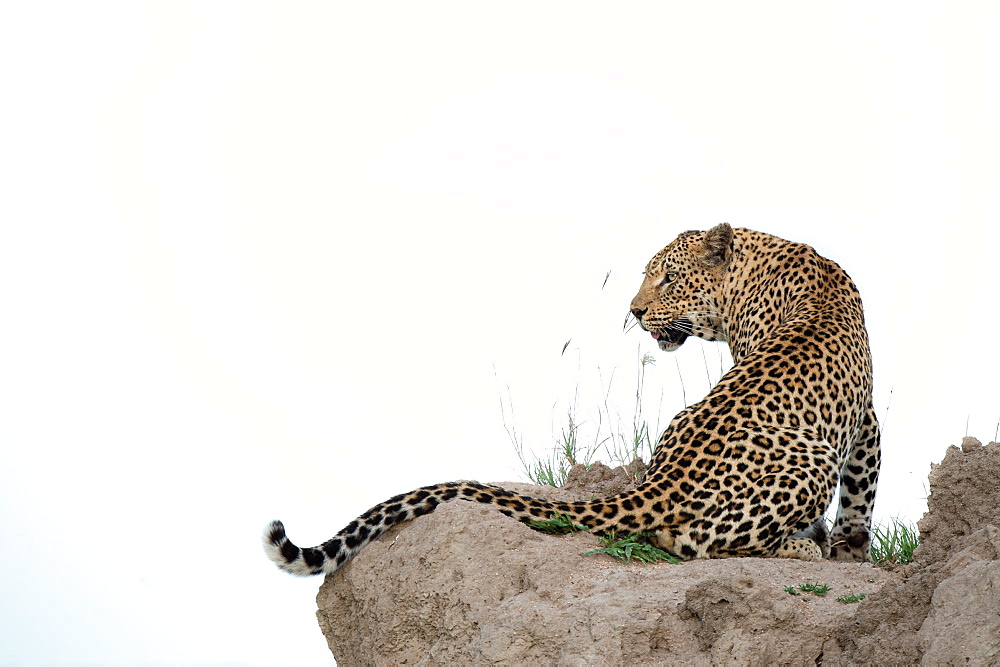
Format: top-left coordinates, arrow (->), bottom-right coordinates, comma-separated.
264,224 -> 879,576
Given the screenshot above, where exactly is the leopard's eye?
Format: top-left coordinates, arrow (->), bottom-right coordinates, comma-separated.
663,271 -> 678,285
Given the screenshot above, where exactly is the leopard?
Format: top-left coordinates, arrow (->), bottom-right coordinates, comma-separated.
264,223 -> 880,576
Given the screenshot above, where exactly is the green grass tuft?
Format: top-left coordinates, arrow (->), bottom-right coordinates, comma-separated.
836,592 -> 867,603
786,582 -> 832,597
529,512 -> 589,535
584,531 -> 680,564
499,346 -> 674,487
870,518 -> 920,565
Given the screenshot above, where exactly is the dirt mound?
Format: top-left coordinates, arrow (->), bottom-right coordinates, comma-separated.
315,442 -> 1000,664
835,437 -> 1000,664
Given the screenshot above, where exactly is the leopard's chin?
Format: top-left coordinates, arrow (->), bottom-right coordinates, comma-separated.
651,318 -> 692,351
656,336 -> 687,351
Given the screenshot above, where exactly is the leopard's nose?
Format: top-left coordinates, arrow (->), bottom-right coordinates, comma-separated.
630,307 -> 646,320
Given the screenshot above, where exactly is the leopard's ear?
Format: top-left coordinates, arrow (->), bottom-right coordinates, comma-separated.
701,223 -> 733,268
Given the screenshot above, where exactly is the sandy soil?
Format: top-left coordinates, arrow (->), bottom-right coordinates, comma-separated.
316,437 -> 1000,665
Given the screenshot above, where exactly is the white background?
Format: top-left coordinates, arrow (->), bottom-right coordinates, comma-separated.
2,2 -> 998,664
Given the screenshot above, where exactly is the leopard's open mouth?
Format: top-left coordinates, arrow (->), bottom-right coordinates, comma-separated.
650,318 -> 692,349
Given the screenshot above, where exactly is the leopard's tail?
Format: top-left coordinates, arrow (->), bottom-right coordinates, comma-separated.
263,480 -> 632,576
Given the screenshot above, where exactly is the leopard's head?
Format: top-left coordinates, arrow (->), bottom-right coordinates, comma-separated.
629,223 -> 733,351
